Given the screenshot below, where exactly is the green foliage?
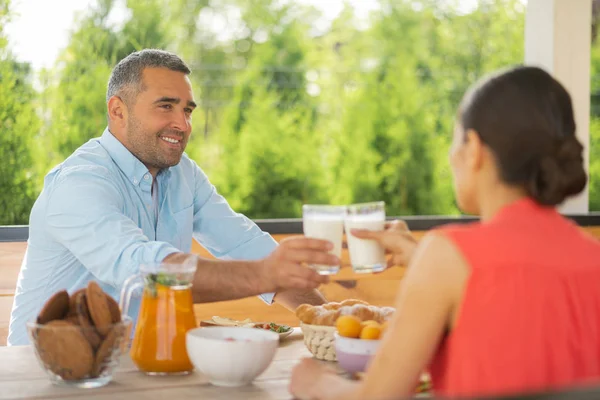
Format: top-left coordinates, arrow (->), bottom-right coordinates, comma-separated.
216,87 -> 326,217
209,7 -> 325,217
589,31 -> 600,211
6,0 -> 600,221
589,118 -> 600,211
0,0 -> 41,224
39,0 -> 174,166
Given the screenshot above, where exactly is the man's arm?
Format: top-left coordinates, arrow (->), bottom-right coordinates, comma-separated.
164,239 -> 335,303
189,162 -> 329,305
273,289 -> 327,310
47,167 -> 335,301
163,253 -> 272,302
189,161 -> 278,261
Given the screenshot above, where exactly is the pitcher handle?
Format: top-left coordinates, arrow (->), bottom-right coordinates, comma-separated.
120,274 -> 144,318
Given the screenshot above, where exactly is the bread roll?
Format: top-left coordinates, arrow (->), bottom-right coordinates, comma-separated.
379,306 -> 395,322
296,304 -> 321,324
322,302 -> 340,310
313,309 -> 342,326
340,299 -> 369,307
295,301 -> 395,325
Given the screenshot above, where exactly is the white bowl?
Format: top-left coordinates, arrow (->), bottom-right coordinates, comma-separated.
186,326 -> 279,387
334,332 -> 381,374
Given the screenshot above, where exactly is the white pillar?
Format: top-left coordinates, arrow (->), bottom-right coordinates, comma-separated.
525,0 -> 592,214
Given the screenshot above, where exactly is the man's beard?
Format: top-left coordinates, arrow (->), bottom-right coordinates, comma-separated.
126,117 -> 186,170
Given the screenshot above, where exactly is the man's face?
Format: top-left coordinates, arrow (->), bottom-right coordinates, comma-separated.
123,67 -> 196,173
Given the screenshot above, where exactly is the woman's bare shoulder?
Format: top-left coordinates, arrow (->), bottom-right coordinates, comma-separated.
405,231 -> 471,307
411,231 -> 470,272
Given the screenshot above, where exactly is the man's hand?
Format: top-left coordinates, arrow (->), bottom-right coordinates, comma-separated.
259,237 -> 338,293
350,220 -> 417,267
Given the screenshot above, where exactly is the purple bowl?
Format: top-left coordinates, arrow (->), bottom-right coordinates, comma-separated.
334,332 -> 380,373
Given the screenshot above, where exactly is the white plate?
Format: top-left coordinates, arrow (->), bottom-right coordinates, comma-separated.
277,328 -> 293,340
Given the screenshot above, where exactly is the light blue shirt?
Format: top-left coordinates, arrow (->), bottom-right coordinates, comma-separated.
8,129 -> 277,345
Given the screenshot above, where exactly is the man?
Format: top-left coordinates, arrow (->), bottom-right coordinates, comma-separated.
8,49 -> 336,345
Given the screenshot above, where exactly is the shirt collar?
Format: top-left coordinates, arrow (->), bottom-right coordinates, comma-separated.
99,128 -> 152,186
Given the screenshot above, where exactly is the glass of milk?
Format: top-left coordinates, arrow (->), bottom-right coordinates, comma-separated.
302,204 -> 346,275
345,201 -> 386,273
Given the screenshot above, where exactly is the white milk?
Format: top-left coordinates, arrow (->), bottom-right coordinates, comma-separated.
344,213 -> 386,272
303,216 -> 344,273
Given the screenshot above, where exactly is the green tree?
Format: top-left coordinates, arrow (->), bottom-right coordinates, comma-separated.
205,1 -> 327,218
325,1 -> 443,215
589,30 -> 600,211
0,0 -> 41,224
589,119 -> 600,211
217,87 -> 326,217
11,0 -> 561,222
40,0 -> 175,167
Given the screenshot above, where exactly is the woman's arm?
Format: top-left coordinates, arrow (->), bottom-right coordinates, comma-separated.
290,232 -> 469,400
354,232 -> 466,398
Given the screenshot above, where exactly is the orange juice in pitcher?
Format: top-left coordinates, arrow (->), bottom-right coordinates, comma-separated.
120,260 -> 197,375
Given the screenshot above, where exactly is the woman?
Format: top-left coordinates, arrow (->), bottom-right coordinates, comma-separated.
290,66 -> 600,399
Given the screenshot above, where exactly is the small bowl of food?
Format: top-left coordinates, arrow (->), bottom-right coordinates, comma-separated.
186,326 -> 279,387
27,283 -> 132,388
334,332 -> 381,374
334,315 -> 386,374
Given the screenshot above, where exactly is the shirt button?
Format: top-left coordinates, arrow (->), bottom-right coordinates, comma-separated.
144,174 -> 150,180
133,178 -> 138,184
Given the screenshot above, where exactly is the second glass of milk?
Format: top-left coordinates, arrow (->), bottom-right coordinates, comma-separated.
345,201 -> 386,273
302,204 -> 346,275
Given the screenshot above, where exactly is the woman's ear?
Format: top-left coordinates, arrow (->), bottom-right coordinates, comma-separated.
464,129 -> 484,172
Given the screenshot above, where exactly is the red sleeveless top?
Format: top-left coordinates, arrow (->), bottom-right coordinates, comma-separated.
429,198 -> 600,398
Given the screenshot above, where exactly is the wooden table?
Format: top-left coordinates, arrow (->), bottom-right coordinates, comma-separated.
0,329 -> 314,400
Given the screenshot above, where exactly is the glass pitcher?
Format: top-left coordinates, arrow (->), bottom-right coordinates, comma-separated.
120,258 -> 198,375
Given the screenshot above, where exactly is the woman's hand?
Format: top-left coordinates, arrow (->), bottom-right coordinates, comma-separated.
289,358 -> 349,400
350,220 -> 417,267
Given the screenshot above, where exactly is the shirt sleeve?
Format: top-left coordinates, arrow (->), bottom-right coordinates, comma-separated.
190,163 -> 278,304
45,166 -> 181,289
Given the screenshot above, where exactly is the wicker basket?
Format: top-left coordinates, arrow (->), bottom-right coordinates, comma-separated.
300,322 -> 337,361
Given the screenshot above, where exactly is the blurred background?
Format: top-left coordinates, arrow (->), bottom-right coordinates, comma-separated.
1,0 -> 599,225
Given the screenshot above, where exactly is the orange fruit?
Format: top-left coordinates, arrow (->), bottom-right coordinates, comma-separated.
359,324 -> 382,340
361,320 -> 379,328
336,315 -> 362,338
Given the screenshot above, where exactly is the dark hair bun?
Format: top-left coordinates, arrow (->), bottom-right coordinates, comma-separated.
526,137 -> 587,206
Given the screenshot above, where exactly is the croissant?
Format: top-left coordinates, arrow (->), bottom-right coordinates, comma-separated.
295,304 -> 311,318
322,302 -> 340,310
296,303 -> 321,324
340,299 -> 369,307
379,306 -> 395,322
322,299 -> 367,311
360,305 -> 396,323
354,304 -> 378,321
312,309 -> 341,326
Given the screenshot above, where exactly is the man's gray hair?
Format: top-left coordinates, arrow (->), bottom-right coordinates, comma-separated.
106,49 -> 191,104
